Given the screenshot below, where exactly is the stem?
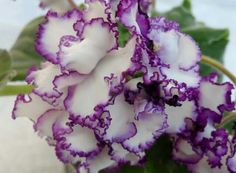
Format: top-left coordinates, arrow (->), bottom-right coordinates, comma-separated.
218,112 -> 236,128
0,85 -> 34,96
201,55 -> 236,85
67,0 -> 77,9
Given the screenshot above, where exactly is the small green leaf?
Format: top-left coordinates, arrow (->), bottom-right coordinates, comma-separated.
118,24 -> 131,47
10,16 -> 44,81
0,49 -> 16,88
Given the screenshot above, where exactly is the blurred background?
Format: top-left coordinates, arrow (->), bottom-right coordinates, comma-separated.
0,0 -> 235,172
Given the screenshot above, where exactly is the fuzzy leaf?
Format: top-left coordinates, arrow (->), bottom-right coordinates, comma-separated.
145,135 -> 188,173
10,16 -> 44,81
0,49 -> 16,88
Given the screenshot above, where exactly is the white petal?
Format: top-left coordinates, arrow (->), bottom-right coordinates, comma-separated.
35,109 -> 69,138
173,137 -> 202,164
59,19 -> 117,74
123,106 -> 167,152
82,146 -> 115,173
188,156 -> 229,173
37,11 -> 78,63
84,0 -> 113,22
165,100 -> 196,134
40,0 -> 72,13
62,125 -> 100,156
117,0 -> 141,34
27,63 -> 62,98
13,93 -> 53,122
160,66 -> 200,87
199,80 -> 234,114
65,36 -> 137,118
157,30 -> 200,69
151,30 -> 201,87
103,95 -> 137,142
111,143 -> 144,165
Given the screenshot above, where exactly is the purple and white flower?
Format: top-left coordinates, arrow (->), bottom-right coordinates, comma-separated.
12,0 -> 235,172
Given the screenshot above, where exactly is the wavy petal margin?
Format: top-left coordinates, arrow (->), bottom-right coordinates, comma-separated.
36,10 -> 80,63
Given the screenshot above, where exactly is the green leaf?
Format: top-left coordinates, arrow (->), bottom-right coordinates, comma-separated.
0,49 -> 16,88
10,16 -> 44,81
145,135 -> 188,173
182,0 -> 191,10
103,165 -> 145,173
160,0 -> 229,80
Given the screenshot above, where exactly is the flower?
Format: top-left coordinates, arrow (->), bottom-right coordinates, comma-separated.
39,0 -> 73,13
13,0 -> 235,173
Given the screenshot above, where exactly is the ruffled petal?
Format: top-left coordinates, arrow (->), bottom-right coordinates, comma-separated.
12,93 -> 53,122
165,100 -> 196,134
36,10 -> 79,63
103,95 -> 137,143
187,156 -> 229,173
117,0 -> 149,35
110,143 -> 144,165
84,0 -> 114,22
34,109 -> 70,139
26,63 -> 62,99
227,146 -> 236,173
53,71 -> 88,90
199,77 -> 235,114
64,36 -> 138,119
149,17 -> 180,33
57,125 -> 101,157
77,146 -> 116,173
149,29 -> 201,87
58,18 -> 118,74
56,145 -> 85,164
173,137 -> 202,164
122,103 -> 167,152
39,0 -> 73,13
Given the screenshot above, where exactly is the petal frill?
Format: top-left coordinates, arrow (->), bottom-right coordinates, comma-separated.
34,109 -> 70,139
165,100 -> 196,134
102,95 -> 137,143
84,0 -> 114,22
149,29 -> 201,87
36,10 -> 79,63
117,0 -> 149,35
58,18 -> 118,74
149,17 -> 180,32
39,0 -> 73,13
64,35 -> 138,120
26,63 -> 62,99
57,125 -> 101,157
111,143 -> 145,165
199,77 -> 235,115
53,71 -> 88,90
173,137 -> 202,164
187,156 -> 229,173
77,146 -> 116,173
56,145 -> 84,164
12,93 -> 53,122
122,103 -> 167,152
227,146 -> 236,173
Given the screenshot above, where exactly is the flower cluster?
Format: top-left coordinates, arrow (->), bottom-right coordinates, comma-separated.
13,0 -> 235,173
